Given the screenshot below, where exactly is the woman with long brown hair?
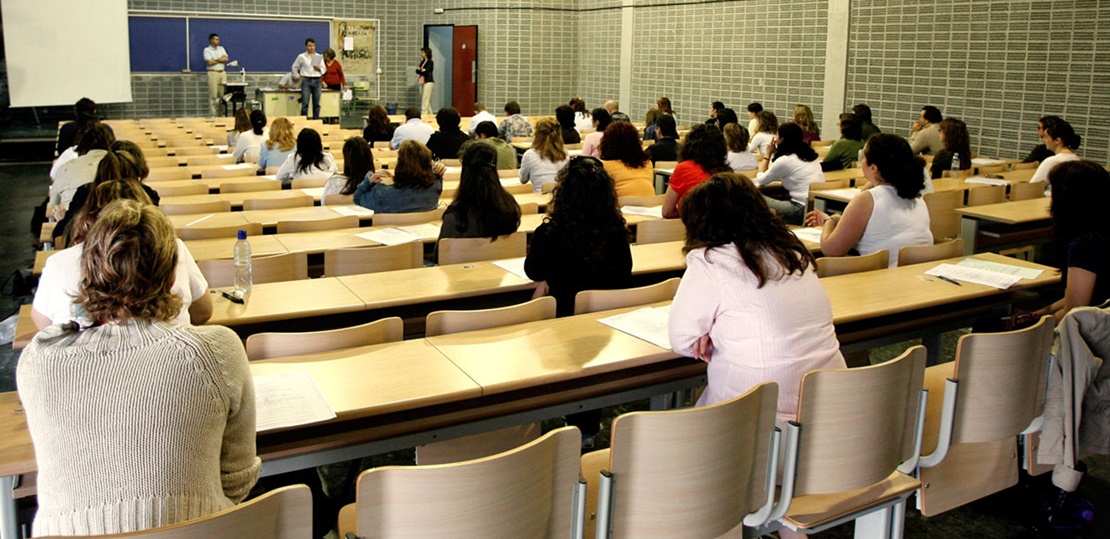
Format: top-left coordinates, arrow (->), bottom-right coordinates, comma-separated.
354,140 -> 446,213
363,105 -> 396,144
322,136 -> 376,204
438,143 -> 521,244
519,117 -> 569,193
598,120 -> 655,197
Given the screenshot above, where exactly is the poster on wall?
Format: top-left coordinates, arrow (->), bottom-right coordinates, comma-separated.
333,19 -> 376,75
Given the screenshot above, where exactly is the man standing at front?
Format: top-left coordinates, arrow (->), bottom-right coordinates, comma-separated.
203,34 -> 228,116
292,38 -> 324,119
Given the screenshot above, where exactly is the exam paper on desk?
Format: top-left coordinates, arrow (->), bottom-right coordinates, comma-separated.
597,306 -> 672,350
253,370 -> 336,431
925,263 -> 1022,289
957,258 -> 1043,280
355,227 -> 422,246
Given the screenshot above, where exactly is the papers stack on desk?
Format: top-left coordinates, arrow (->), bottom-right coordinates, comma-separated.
925,263 -> 1023,289
493,257 -> 531,280
790,226 -> 824,244
355,227 -> 421,246
598,306 -> 672,350
330,206 -> 374,217
253,370 -> 336,431
396,223 -> 441,240
964,176 -> 1010,186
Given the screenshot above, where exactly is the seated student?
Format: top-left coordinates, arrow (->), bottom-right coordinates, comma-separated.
464,121 -> 518,169
604,100 -> 630,123
599,121 -> 655,197
363,104 -> 396,144
581,108 -> 612,158
519,117 -> 570,193
642,108 -> 662,141
322,136 -> 375,205
909,105 -> 944,155
1030,116 -> 1081,185
753,123 -> 824,225
258,117 -> 297,170
668,173 -> 845,420
468,102 -> 498,135
232,110 -> 268,163
498,100 -> 533,141
821,114 -> 864,171
570,97 -> 593,132
646,114 -> 679,163
804,134 -> 933,268
1033,161 -> 1110,320
277,70 -> 301,89
657,96 -> 675,117
555,105 -> 581,144
34,179 -> 211,330
426,107 -> 469,160
723,123 -> 758,171
354,140 -> 445,213
793,104 -> 821,144
55,143 -> 160,245
747,110 -> 778,158
929,118 -> 972,179
662,123 -> 730,218
21,198 -> 256,536
52,123 -> 115,213
1023,116 -> 1056,164
390,106 -> 434,149
438,143 -> 522,246
275,128 -> 337,186
716,107 -> 740,128
853,103 -> 881,140
705,100 -> 725,126
746,102 -> 763,135
56,97 -> 111,158
226,108 -> 251,148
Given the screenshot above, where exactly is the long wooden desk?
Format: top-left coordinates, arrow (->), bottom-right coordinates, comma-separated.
955,198 -> 1052,255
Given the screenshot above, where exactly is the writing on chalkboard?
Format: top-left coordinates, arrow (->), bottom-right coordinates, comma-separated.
335,19 -> 377,75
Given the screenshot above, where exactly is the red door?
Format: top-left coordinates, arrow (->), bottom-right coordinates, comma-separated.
452,26 -> 478,116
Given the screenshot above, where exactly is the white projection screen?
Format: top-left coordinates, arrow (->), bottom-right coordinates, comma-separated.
2,0 -> 131,107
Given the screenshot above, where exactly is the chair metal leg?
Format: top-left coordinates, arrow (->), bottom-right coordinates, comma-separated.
0,475 -> 18,539
571,478 -> 587,539
853,505 -> 894,539
595,471 -> 615,539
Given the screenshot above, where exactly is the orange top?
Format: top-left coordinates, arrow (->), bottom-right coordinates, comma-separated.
603,159 -> 655,198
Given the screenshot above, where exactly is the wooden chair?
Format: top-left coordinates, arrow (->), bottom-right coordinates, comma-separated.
654,161 -> 677,171
504,183 -> 533,195
201,167 -> 259,179
220,181 -> 280,194
897,238 -> 964,267
152,183 -> 208,197
941,169 -> 973,180
438,231 -> 527,265
617,194 -> 665,207
1010,161 -> 1039,171
753,346 -> 927,538
974,163 -> 1008,175
160,200 -> 232,216
1010,181 -> 1046,201
242,195 -> 313,211
291,177 -> 329,189
197,252 -> 308,288
245,317 -> 404,360
373,207 -> 445,226
276,215 -> 359,234
185,155 -> 234,166
146,156 -> 184,168
177,222 -> 262,242
923,190 -> 963,240
323,243 -> 425,276
573,278 -> 681,316
372,140 -> 391,148
518,202 -> 539,215
582,383 -> 779,539
339,427 -> 583,539
438,158 -> 461,167
540,181 -> 557,194
815,249 -> 889,277
498,169 -> 520,179
147,168 -> 194,182
38,485 -> 311,539
634,219 -> 684,245
324,193 -> 354,206
170,146 -> 218,156
916,317 -> 1055,516
264,166 -> 280,175
965,185 -> 1006,206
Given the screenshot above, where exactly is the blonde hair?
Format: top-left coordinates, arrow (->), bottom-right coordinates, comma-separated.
77,199 -> 181,325
723,123 -> 750,153
531,117 -> 567,163
793,104 -> 820,136
69,179 -> 153,245
267,117 -> 296,152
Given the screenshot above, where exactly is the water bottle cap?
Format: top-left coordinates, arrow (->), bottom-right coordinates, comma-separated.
237,229 -> 247,240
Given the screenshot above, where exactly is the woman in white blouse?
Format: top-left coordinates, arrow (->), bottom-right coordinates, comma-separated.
752,123 -> 824,225
668,172 -> 845,421
232,110 -> 268,163
747,110 -> 778,158
275,127 -> 337,186
519,117 -> 569,193
1030,116 -> 1081,185
805,134 -> 933,267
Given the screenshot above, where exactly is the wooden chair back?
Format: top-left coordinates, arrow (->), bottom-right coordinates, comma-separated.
146,156 -> 183,168
540,181 -> 556,194
324,194 -> 355,206
654,161 -> 678,171
152,183 -> 208,197
264,166 -> 280,175
574,278 -> 681,316
940,169 -> 972,180
923,190 -> 963,240
353,427 -> 581,539
426,296 -> 556,337
373,207 -> 445,226
635,219 -> 685,245
291,177 -> 329,189
1010,182 -> 1046,201
439,158 -> 461,167
975,163 -> 1008,175
245,317 -> 404,360
177,222 -> 262,242
242,195 -> 314,211
170,146 -> 217,156
37,485 -> 311,539
323,243 -> 425,276
815,249 -> 889,277
965,185 -> 1006,206
1010,161 -> 1039,171
220,181 -> 280,194
897,238 -> 964,267
197,252 -> 309,288
438,231 -> 527,265
518,202 -> 539,215
498,169 -> 520,179
618,194 -> 666,207
160,200 -> 232,216
504,183 -> 533,195
147,168 -> 194,182
276,215 -> 359,234
201,167 -> 258,179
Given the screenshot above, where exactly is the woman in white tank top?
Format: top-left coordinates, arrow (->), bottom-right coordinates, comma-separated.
804,134 -> 933,267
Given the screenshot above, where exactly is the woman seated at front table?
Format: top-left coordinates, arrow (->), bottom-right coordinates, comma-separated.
669,173 -> 846,421
821,113 -> 864,172
519,117 -> 570,193
19,198 -> 258,536
804,134 -> 933,268
599,120 -> 656,197
354,140 -> 446,213
723,123 -> 758,172
258,117 -> 297,171
322,136 -> 376,205
438,143 -> 522,245
33,179 -> 212,330
929,118 -> 972,179
752,122 -> 824,226
661,124 -> 731,218
275,127 -> 338,187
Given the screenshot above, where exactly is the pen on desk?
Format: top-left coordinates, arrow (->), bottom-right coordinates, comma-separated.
936,275 -> 962,286
215,289 -> 245,304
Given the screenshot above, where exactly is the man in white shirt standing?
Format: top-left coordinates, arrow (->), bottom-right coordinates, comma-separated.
468,102 -> 497,135
292,38 -> 324,119
203,34 -> 228,117
390,106 -> 434,149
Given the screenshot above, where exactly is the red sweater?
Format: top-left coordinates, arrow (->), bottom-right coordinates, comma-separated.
322,60 -> 346,87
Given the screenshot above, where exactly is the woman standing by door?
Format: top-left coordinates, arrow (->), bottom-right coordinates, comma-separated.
416,47 -> 435,115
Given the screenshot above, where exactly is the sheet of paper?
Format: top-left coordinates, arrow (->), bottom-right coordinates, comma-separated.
444,166 -> 463,174
212,145 -> 229,152
971,158 -> 1005,165
221,163 -> 255,171
790,226 -> 824,244
621,205 -> 664,218
343,36 -> 354,51
567,149 -> 583,157
500,178 -> 521,187
597,306 -> 672,350
655,168 -> 675,175
925,263 -> 1022,289
818,188 -> 862,200
184,214 -> 213,227
493,257 -> 531,280
342,89 -> 353,100
957,258 -> 1043,280
396,223 -> 442,239
299,187 -> 325,198
355,227 -> 421,246
330,205 -> 374,217
964,176 -> 1010,186
253,370 -> 336,432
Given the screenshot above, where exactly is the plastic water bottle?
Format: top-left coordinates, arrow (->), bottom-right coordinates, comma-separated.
951,151 -> 961,177
233,229 -> 252,296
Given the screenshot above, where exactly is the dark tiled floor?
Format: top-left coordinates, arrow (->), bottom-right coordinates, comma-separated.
0,163 -> 47,393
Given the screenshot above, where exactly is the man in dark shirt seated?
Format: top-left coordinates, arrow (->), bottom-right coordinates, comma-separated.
425,107 -> 469,160
647,115 -> 679,163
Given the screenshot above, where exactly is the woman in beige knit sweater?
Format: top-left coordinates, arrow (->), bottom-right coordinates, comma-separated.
17,200 -> 260,536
